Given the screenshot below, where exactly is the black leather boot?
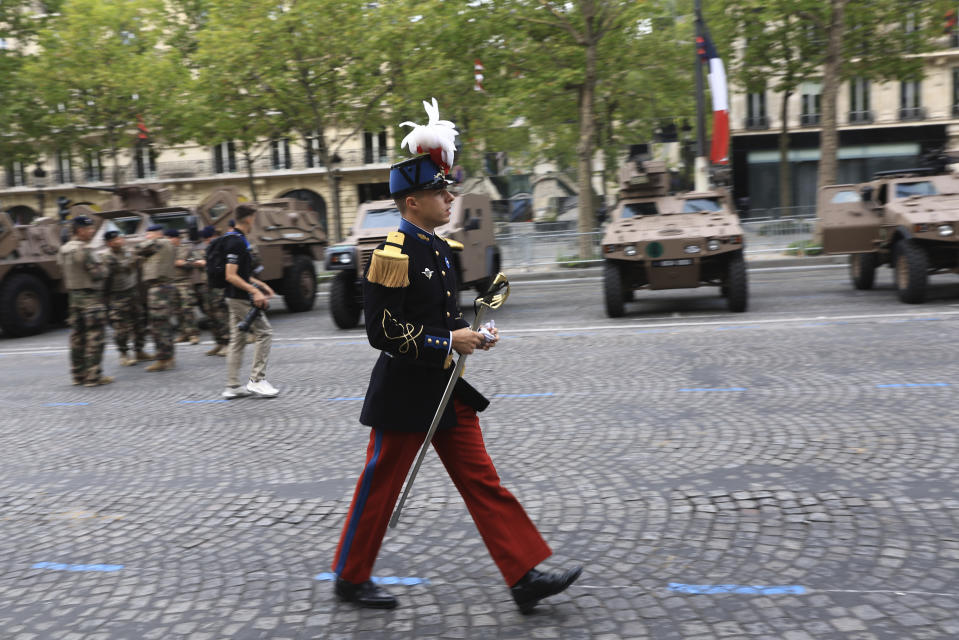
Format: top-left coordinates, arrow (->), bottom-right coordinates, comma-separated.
334,577 -> 398,609
510,566 -> 582,614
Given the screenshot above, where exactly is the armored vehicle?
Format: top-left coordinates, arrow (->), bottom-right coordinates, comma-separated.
0,211 -> 67,336
601,155 -> 748,317
85,185 -> 326,312
324,193 -> 502,329
817,154 -> 959,304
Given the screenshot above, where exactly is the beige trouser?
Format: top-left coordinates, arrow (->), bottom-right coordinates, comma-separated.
226,297 -> 273,387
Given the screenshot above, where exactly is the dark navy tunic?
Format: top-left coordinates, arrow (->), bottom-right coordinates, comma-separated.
359,218 -> 489,432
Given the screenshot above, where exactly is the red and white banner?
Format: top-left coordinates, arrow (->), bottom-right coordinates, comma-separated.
695,31 -> 728,165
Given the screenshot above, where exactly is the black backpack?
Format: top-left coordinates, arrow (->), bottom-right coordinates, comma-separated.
205,235 -> 227,288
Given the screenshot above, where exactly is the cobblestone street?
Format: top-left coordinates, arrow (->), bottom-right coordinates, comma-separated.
1,264 -> 959,639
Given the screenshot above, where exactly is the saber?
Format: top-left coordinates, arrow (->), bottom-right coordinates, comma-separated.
389,273 -> 510,528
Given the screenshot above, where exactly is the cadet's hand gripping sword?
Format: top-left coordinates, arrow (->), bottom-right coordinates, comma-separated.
389,273 -> 511,528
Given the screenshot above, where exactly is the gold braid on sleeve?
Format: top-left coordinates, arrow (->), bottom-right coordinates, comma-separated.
381,309 -> 422,358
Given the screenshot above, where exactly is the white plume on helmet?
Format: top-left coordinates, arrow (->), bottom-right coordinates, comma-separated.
399,98 -> 459,172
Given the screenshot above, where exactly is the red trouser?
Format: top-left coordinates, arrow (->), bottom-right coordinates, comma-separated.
332,399 -> 552,586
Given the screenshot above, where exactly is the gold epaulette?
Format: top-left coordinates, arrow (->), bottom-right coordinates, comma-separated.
366,231 -> 410,288
439,235 -> 464,251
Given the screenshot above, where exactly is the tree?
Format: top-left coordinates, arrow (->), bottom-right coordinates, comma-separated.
19,0 -> 169,185
490,0 -> 642,258
721,1 -> 822,209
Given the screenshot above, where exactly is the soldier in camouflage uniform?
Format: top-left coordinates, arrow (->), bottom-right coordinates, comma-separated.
102,230 -> 150,366
136,224 -> 177,371
169,228 -> 200,344
198,226 -> 230,356
56,216 -> 112,386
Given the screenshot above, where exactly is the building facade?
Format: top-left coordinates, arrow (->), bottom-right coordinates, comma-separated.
728,38 -> 959,216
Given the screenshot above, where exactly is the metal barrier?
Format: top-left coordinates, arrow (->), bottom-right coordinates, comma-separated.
496,216 -> 821,270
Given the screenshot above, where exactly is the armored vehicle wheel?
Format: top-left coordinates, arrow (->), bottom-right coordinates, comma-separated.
849,252 -> 877,290
895,239 -> 928,304
725,252 -> 748,312
283,254 -> 317,312
603,261 -> 627,318
0,273 -> 51,337
330,270 -> 361,329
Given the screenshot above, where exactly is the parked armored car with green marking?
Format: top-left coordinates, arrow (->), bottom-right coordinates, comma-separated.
601,154 -> 748,317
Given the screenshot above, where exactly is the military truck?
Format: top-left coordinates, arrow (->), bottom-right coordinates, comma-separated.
324,192 -> 502,329
0,211 -> 67,336
85,185 -> 326,312
817,154 -> 959,304
601,155 -> 748,317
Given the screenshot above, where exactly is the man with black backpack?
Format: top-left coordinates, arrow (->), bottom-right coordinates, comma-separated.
199,225 -> 230,356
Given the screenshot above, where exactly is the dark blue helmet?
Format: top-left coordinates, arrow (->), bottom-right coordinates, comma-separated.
389,154 -> 453,198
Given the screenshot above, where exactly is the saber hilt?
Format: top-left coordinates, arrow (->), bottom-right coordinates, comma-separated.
389,273 -> 510,528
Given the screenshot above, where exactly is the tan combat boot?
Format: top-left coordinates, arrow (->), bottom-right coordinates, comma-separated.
205,344 -> 223,356
84,375 -> 115,387
188,335 -> 200,345
136,351 -> 155,362
119,353 -> 137,366
144,358 -> 175,372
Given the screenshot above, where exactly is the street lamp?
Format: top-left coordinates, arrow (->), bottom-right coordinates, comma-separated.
32,162 -> 47,218
330,152 -> 343,241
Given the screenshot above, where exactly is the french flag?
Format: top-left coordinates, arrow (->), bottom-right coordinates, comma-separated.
696,29 -> 729,165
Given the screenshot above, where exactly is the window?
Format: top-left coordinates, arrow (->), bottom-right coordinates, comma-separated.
83,151 -> 104,182
359,207 -> 402,229
830,190 -> 861,204
271,138 -> 291,170
364,130 -> 388,164
213,141 -> 237,173
745,92 -> 767,129
134,143 -> 156,179
849,78 -> 871,123
800,81 -> 821,125
895,181 -> 937,198
56,150 -> 73,184
305,134 -> 323,168
900,80 -> 923,120
681,198 -> 722,213
953,68 -> 959,117
621,202 -> 658,218
6,161 -> 26,187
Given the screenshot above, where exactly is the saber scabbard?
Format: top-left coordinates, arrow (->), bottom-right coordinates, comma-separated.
388,273 -> 510,528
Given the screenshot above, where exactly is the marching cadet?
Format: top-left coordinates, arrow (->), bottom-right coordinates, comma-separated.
57,215 -> 112,386
330,99 -> 580,612
169,228 -> 200,345
197,225 -> 230,356
102,230 -> 150,366
136,224 -> 177,371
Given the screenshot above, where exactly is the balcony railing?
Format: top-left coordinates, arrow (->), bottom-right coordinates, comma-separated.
799,113 -> 821,126
848,110 -> 873,124
899,106 -> 926,121
0,148 -> 390,191
744,115 -> 769,130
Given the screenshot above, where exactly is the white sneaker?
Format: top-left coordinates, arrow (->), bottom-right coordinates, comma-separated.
246,378 -> 279,398
221,385 -> 252,399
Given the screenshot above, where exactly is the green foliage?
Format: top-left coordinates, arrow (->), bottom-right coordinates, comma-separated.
784,240 -> 822,256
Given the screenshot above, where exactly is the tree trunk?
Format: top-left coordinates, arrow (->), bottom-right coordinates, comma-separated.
816,0 -> 846,190
576,36 -> 598,260
242,149 -> 258,203
778,90 -> 792,211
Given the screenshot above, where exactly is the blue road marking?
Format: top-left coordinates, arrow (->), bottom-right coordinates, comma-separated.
44,402 -> 90,407
179,399 -> 229,404
314,572 -> 429,586
678,387 -> 747,392
493,393 -> 555,398
33,562 -> 124,573
876,383 -> 950,389
668,582 -> 805,595
328,397 -> 365,402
